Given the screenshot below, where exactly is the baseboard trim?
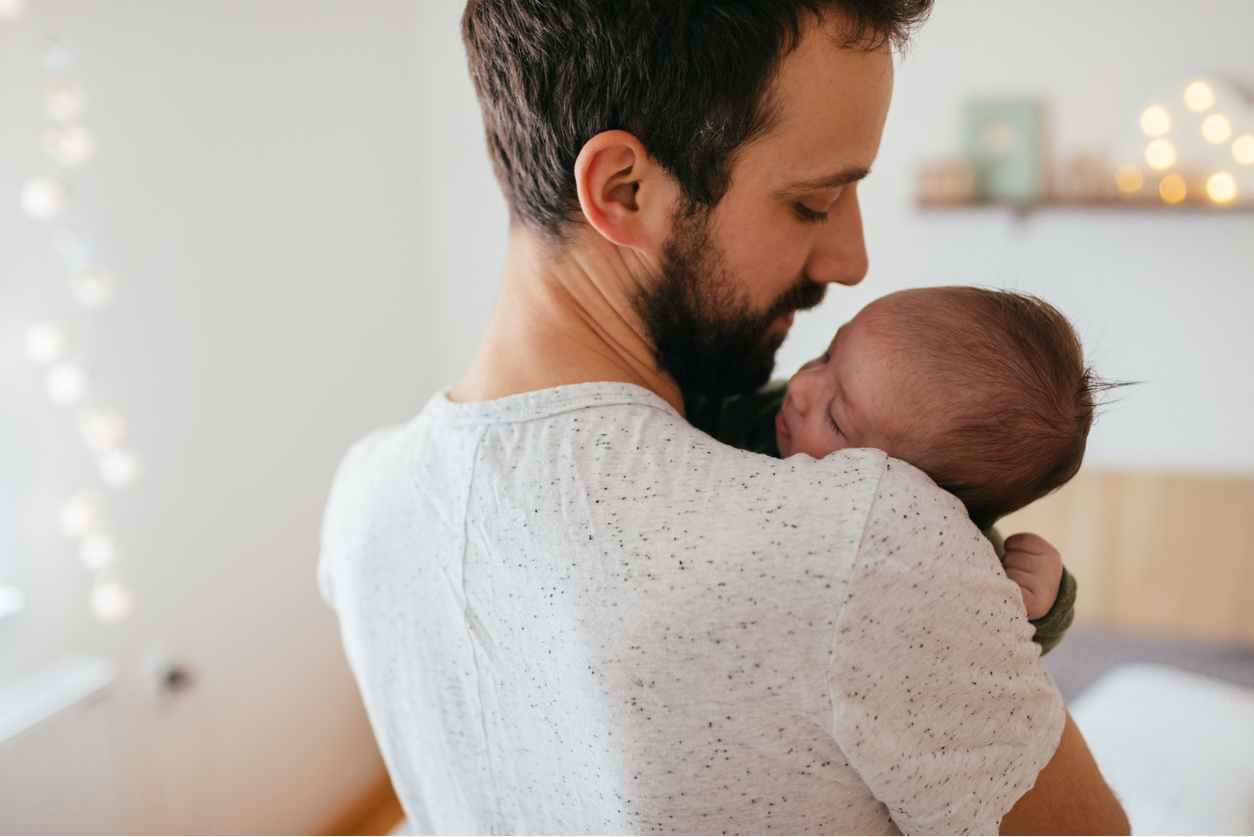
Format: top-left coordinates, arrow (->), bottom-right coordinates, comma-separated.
321,772 -> 404,836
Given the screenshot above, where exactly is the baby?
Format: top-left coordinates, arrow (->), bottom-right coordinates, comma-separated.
687,286 -> 1102,650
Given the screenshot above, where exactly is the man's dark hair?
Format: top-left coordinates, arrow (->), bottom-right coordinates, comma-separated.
882,287 -> 1124,531
462,0 -> 932,242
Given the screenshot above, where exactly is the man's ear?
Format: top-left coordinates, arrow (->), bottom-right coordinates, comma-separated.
574,130 -> 676,252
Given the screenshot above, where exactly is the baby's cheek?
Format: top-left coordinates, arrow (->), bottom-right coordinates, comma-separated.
775,429 -> 791,458
796,434 -> 847,460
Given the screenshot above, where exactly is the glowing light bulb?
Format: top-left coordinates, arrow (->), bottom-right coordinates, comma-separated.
0,0 -> 27,20
90,578 -> 134,624
21,177 -> 68,220
1159,174 -> 1187,204
45,360 -> 90,406
41,124 -> 95,167
98,449 -> 141,488
43,77 -> 85,121
24,321 -> 70,365
1115,164 -> 1144,193
1184,81 -> 1215,112
1234,136 -> 1254,166
1145,139 -> 1176,171
59,490 -> 102,538
1139,106 -> 1171,137
79,532 -> 117,571
79,409 -> 126,452
1202,113 -> 1232,144
1207,172 -> 1237,203
70,267 -> 115,308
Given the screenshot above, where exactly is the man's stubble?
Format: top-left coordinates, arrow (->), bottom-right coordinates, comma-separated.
633,207 -> 827,397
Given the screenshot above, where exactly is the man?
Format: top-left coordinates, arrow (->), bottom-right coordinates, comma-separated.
320,1 -> 1129,833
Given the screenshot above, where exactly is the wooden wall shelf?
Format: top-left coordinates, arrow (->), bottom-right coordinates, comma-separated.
916,198 -> 1254,215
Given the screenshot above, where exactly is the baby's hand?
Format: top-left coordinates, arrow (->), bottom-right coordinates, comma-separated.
1002,532 -> 1063,621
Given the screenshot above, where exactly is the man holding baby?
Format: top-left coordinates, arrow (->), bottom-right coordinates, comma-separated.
320,1 -> 1129,833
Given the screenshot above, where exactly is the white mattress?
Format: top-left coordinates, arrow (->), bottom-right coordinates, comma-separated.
1071,663 -> 1254,836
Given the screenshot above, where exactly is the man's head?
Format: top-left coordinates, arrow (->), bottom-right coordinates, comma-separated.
778,287 -> 1106,529
462,1 -> 931,395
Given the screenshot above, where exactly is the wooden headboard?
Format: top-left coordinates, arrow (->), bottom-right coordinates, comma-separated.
1000,471 -> 1254,646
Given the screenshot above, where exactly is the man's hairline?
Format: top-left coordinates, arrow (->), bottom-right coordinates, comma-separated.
557,8 -> 899,240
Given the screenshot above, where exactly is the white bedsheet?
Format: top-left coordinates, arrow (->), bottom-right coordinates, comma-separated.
1071,663 -> 1254,836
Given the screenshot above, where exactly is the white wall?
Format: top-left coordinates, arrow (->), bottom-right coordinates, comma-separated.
0,1 -> 452,832
408,0 -> 1254,475
0,0 -> 1250,833
777,0 -> 1254,474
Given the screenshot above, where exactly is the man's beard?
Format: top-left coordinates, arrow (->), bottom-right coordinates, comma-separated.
633,209 -> 827,397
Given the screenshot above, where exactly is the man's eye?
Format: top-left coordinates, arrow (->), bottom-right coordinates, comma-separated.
794,203 -> 829,223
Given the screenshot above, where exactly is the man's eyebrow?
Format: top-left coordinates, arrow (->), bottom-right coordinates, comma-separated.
772,167 -> 871,198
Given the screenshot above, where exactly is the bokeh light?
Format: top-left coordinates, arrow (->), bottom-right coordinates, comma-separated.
59,490 -> 102,539
79,408 -> 126,452
45,360 -> 90,406
1206,172 -> 1237,203
1184,81 -> 1215,112
1159,174 -> 1187,204
1145,139 -> 1176,171
79,532 -> 118,571
53,229 -> 98,265
1234,136 -> 1254,166
90,578 -> 134,624
24,321 -> 70,365
1201,114 -> 1232,145
21,176 -> 68,220
43,77 -> 85,121
98,449 -> 141,488
0,0 -> 27,20
0,586 -> 27,618
1115,164 -> 1145,193
39,37 -> 74,73
42,124 -> 96,167
1139,106 -> 1171,137
71,267 -> 115,308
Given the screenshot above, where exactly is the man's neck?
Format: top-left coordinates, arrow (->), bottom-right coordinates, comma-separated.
448,226 -> 684,413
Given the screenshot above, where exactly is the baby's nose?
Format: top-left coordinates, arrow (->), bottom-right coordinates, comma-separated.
786,370 -> 814,413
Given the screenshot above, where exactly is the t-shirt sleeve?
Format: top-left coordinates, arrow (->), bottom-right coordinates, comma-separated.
828,459 -> 1066,836
981,525 -> 1078,655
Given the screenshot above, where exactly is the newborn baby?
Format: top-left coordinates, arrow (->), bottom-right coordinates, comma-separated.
687,286 -> 1099,649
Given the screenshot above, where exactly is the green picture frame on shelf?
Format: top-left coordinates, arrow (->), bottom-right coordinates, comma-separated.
964,99 -> 1045,204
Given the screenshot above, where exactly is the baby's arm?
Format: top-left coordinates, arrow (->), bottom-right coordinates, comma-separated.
987,528 -> 1077,654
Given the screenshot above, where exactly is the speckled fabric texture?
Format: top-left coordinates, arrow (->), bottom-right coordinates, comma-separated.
319,382 -> 1064,835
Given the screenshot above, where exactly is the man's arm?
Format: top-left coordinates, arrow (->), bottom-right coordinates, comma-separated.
1001,711 -> 1130,835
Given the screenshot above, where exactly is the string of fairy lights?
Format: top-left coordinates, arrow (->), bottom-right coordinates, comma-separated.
3,0 -> 136,623
1115,78 -> 1254,205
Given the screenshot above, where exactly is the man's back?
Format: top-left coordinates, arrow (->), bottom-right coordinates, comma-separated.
320,383 -> 1064,835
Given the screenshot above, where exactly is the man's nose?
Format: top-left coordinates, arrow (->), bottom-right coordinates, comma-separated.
803,186 -> 868,287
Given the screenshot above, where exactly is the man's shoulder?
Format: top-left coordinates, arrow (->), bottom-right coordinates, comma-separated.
854,454 -> 995,575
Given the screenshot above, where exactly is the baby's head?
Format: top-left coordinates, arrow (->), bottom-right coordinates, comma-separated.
775,287 -> 1100,529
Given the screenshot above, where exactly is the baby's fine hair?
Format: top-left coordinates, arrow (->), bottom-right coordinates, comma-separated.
881,287 -> 1111,530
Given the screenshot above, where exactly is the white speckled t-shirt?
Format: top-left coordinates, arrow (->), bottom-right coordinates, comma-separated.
319,382 -> 1065,835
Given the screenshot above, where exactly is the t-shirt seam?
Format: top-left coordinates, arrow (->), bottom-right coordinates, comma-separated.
823,456 -> 891,806
456,425 -> 505,831
430,384 -> 681,428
